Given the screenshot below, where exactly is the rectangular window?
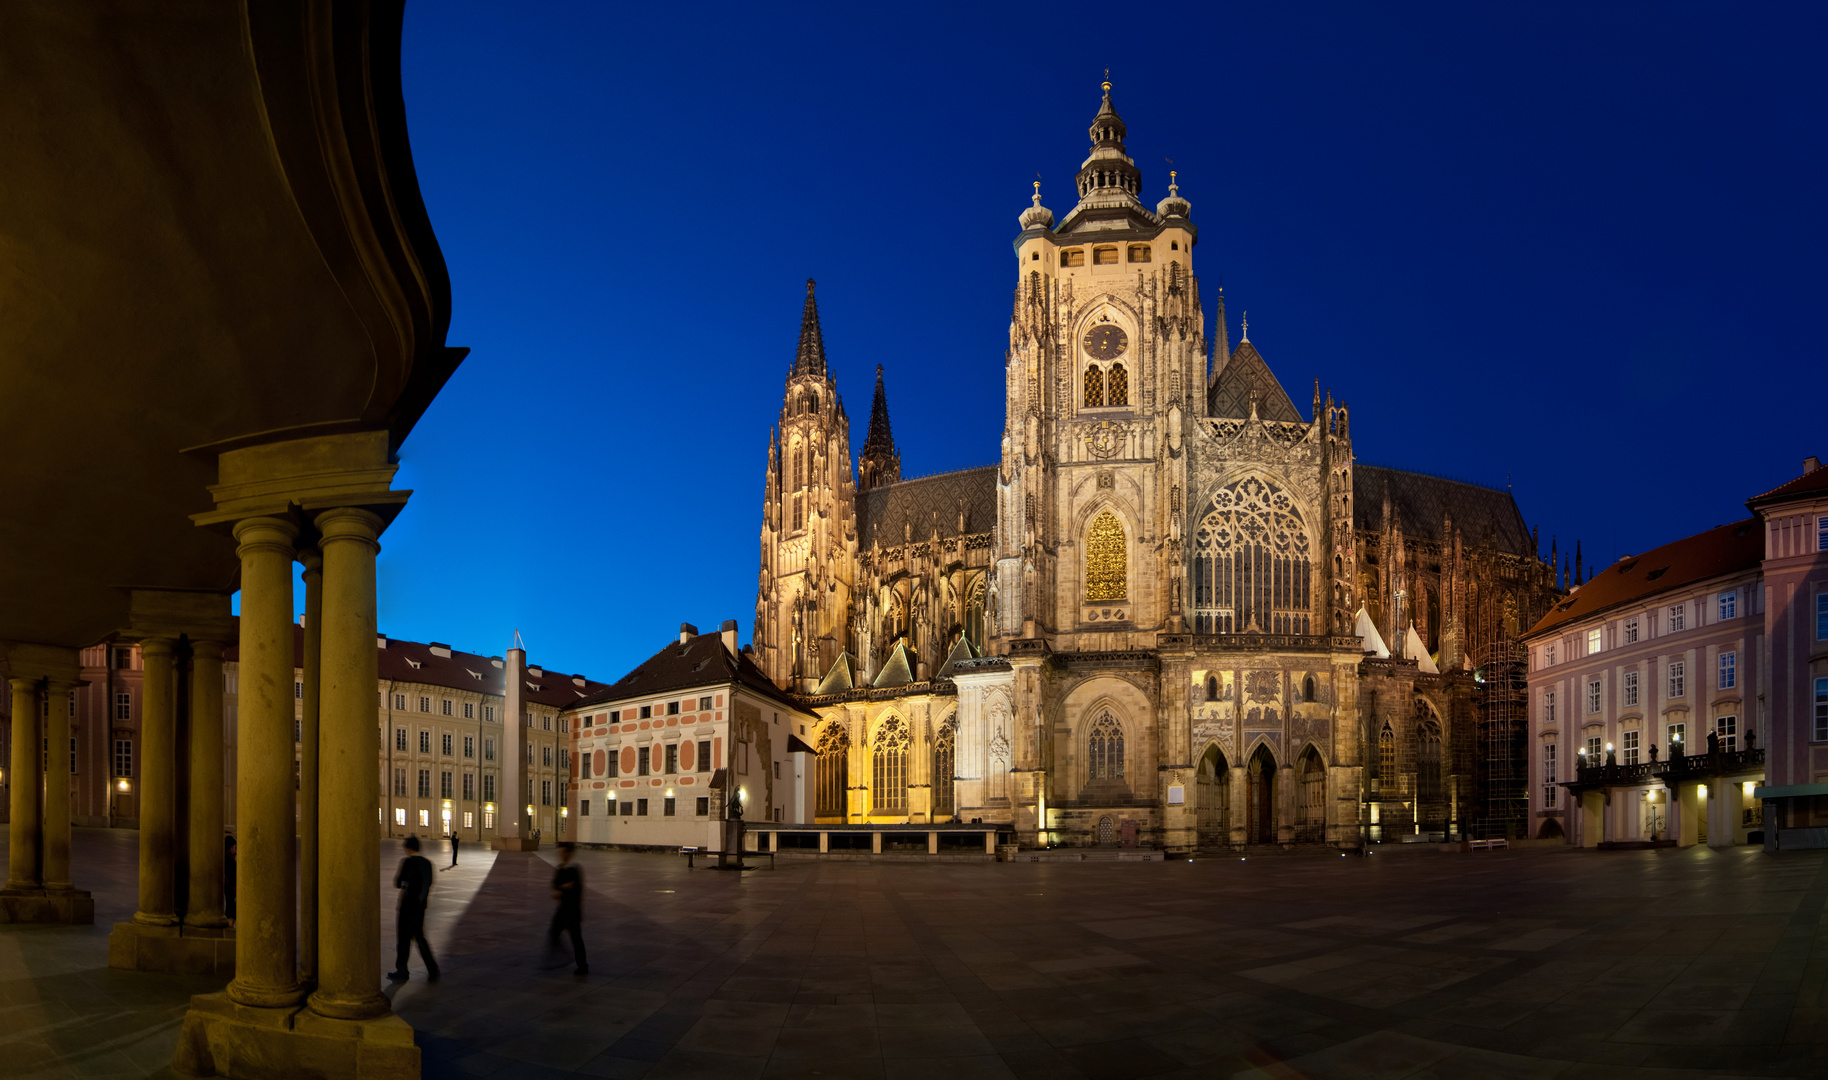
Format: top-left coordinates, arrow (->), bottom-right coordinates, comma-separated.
1816,678 -> 1828,741
610,710 -> 621,723
1586,628 -> 1601,655
463,735 -> 474,758
1819,515 -> 1828,551
1585,735 -> 1602,763
463,811 -> 474,828
393,769 -> 406,796
640,705 -> 652,719
1622,730 -> 1639,765
440,770 -> 453,799
393,693 -> 406,710
1545,644 -> 1556,666
462,772 -> 474,800
463,702 -> 474,719
1719,591 -> 1737,621
619,799 -> 633,816
1543,743 -> 1558,808
484,774 -> 496,802
419,696 -> 430,713
638,747 -> 651,776
1715,714 -> 1737,751
695,796 -> 710,816
114,692 -> 131,721
438,699 -> 450,716
441,732 -> 453,756
418,769 -> 431,798
419,730 -> 431,753
1719,651 -> 1736,689
581,754 -> 592,779
294,718 -> 302,743
483,810 -> 495,829
1544,690 -> 1556,724
1623,671 -> 1639,707
697,740 -> 711,772
541,780 -> 552,806
484,738 -> 495,761
1668,722 -> 1687,753
665,744 -> 678,774
543,715 -> 552,731
581,800 -> 590,817
1669,605 -> 1686,632
637,798 -> 649,817
395,728 -> 408,752
608,752 -> 619,778
395,807 -> 407,826
1586,679 -> 1601,713
1669,661 -> 1686,698
113,738 -> 132,778
294,680 -> 303,700
484,705 -> 495,723
1817,593 -> 1828,641
664,797 -> 676,817
418,809 -> 430,827
542,745 -> 552,767
667,701 -> 680,715
699,696 -> 713,711
1623,618 -> 1639,644
113,646 -> 133,670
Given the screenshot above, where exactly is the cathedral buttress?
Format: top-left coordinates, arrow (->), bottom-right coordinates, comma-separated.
754,279 -> 859,691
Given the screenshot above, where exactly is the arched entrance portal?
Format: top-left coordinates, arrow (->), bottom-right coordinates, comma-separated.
1196,745 -> 1230,850
1247,745 -> 1277,845
1296,748 -> 1326,842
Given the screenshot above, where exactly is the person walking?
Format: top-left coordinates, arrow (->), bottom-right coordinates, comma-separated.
444,830 -> 460,870
389,836 -> 440,982
549,842 -> 587,976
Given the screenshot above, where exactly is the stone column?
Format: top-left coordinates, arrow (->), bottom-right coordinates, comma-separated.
42,680 -> 77,891
184,640 -> 227,928
226,516 -> 302,1009
297,550 -> 323,985
308,508 -> 388,1020
1228,763 -> 1247,847
6,678 -> 42,890
134,636 -> 179,925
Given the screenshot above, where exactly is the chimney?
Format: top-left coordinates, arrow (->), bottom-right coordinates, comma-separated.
721,619 -> 739,658
679,621 -> 698,645
1805,456 -> 1822,475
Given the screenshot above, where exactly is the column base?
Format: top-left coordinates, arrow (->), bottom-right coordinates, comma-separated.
490,837 -> 539,851
0,886 -> 95,924
172,991 -> 418,1079
109,920 -> 235,976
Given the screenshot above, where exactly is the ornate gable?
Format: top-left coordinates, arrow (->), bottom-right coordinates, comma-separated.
1208,340 -> 1301,423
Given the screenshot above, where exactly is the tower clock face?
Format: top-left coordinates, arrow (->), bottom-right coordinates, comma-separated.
1083,324 -> 1128,360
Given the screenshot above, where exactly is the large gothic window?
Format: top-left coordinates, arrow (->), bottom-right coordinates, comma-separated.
872,716 -> 909,813
1107,362 -> 1128,406
932,719 -> 956,818
1190,477 -> 1313,635
1376,724 -> 1395,796
1085,510 -> 1127,601
1083,365 -> 1104,408
815,724 -> 848,818
1416,716 -> 1443,806
1088,711 -> 1125,780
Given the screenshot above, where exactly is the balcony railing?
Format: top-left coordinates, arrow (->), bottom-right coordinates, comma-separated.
1572,748 -> 1764,787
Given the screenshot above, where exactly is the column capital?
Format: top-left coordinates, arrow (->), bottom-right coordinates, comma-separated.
138,635 -> 178,658
314,505 -> 385,549
232,515 -> 300,555
298,546 -> 323,574
190,638 -> 227,662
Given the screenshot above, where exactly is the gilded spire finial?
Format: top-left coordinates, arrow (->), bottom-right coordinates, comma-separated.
1102,68 -> 1111,92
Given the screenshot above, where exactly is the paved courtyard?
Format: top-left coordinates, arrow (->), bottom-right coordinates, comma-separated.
3,829 -> 1826,1079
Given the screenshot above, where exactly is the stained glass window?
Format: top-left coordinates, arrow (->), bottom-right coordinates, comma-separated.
1089,711 -> 1124,780
1085,510 -> 1126,601
1190,477 -> 1313,635
872,716 -> 908,813
816,724 -> 848,818
1083,365 -> 1104,407
1376,725 -> 1395,794
1107,362 -> 1128,406
932,720 -> 956,817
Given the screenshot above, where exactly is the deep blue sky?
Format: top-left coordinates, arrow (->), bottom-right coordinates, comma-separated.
373,2 -> 1827,680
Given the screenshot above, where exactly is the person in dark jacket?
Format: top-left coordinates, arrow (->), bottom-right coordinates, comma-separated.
549,842 -> 587,976
389,836 -> 439,982
444,830 -> 460,870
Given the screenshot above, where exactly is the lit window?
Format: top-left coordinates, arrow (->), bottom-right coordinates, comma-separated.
1083,365 -> 1104,408
483,811 -> 494,829
1085,510 -> 1127,602
1719,652 -> 1736,690
418,809 -> 429,827
1716,714 -> 1737,751
1191,478 -> 1312,635
1623,671 -> 1639,707
1719,591 -> 1737,621
1586,629 -> 1601,655
463,811 -> 474,828
872,716 -> 910,813
1668,661 -> 1685,698
1107,363 -> 1128,406
1668,722 -> 1686,752
395,808 -> 406,826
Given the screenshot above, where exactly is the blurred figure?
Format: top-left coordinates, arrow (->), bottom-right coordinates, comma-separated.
549,842 -> 587,976
223,835 -> 237,926
388,836 -> 439,982
443,829 -> 460,870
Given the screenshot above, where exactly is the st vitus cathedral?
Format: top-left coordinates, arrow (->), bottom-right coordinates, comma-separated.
755,83 -> 1561,851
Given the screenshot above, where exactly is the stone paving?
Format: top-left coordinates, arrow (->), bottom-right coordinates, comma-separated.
4,828 -> 1827,1079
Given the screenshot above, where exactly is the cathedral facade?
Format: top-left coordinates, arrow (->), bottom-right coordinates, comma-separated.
753,84 -> 1560,851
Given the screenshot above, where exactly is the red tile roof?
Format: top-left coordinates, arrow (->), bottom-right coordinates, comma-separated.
1747,463 -> 1828,510
1523,518 -> 1763,638
572,631 -> 808,715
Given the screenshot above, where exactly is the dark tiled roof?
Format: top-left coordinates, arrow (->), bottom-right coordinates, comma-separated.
858,465 -> 997,547
232,628 -> 610,710
1207,340 -> 1302,423
1353,465 -> 1533,557
572,632 -> 807,715
1747,463 -> 1828,509
1524,518 -> 1762,638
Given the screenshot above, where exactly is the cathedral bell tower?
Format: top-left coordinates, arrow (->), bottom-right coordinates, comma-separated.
755,280 -> 859,691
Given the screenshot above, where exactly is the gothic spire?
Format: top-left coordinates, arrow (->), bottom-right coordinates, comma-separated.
1072,77 -> 1142,208
858,364 -> 901,492
1210,286 -> 1231,385
790,278 -> 827,379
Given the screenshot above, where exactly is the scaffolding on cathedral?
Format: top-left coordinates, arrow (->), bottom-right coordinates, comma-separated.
1473,638 -> 1530,839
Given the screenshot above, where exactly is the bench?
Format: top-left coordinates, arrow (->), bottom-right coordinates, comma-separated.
1466,838 -> 1509,852
677,846 -> 698,857
684,849 -> 775,870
